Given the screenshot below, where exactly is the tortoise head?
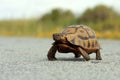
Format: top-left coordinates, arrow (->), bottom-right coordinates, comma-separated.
53,33 -> 67,43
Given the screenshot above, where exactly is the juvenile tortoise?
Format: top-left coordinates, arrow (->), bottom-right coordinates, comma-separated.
47,25 -> 102,61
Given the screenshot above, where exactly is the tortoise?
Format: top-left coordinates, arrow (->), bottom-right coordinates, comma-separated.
47,25 -> 102,61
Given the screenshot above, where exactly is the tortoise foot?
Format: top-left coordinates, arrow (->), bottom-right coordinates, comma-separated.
48,57 -> 57,61
74,52 -> 81,58
96,57 -> 102,60
75,54 -> 81,58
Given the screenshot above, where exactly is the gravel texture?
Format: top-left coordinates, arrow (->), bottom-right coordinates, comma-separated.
0,37 -> 120,80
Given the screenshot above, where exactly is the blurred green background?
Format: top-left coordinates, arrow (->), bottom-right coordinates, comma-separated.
0,4 -> 120,39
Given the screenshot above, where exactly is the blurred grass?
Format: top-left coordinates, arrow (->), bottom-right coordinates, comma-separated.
0,19 -> 62,38
0,18 -> 120,39
0,5 -> 120,39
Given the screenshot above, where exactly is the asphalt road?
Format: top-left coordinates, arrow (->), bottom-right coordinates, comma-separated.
0,37 -> 120,80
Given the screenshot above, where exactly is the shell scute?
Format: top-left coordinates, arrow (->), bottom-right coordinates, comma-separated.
61,25 -> 100,49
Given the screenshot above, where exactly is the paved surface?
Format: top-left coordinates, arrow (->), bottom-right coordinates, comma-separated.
0,37 -> 120,80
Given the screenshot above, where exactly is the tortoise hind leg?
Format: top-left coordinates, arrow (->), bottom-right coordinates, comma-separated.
78,48 -> 90,61
47,45 -> 57,61
96,50 -> 102,60
74,52 -> 81,58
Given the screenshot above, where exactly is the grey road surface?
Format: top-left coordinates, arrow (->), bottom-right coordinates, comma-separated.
0,37 -> 120,80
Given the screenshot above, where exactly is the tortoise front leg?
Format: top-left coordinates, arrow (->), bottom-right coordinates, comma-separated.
96,50 -> 102,60
47,45 -> 57,61
78,48 -> 90,61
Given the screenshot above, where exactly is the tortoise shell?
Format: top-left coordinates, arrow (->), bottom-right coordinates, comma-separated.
61,25 -> 100,49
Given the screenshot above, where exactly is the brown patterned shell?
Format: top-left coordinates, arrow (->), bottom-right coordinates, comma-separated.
61,25 -> 100,49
